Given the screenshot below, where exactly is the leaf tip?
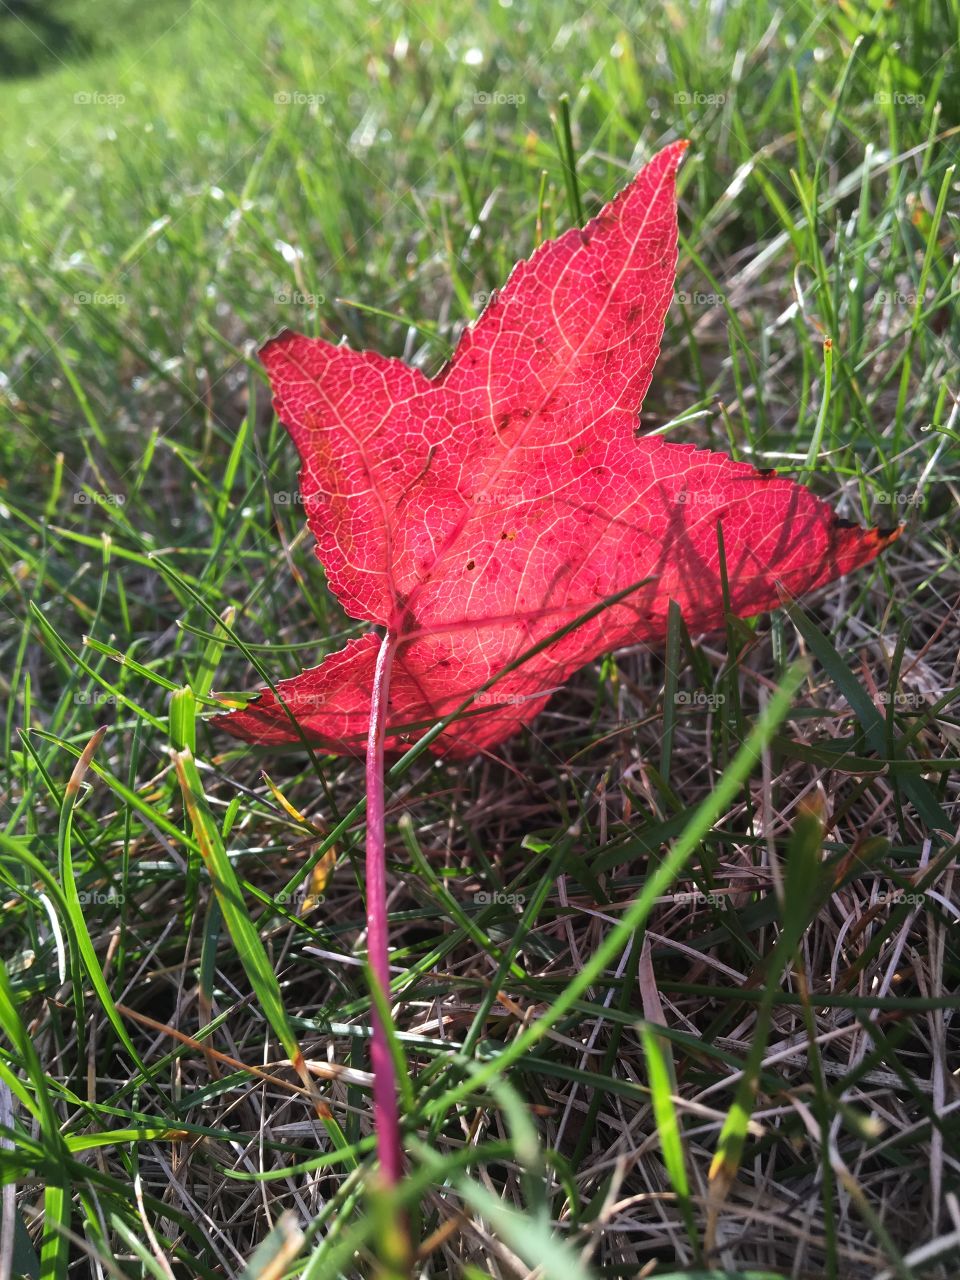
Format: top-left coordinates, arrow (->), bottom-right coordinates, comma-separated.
875,523 -> 904,545
664,138 -> 690,169
258,327 -> 299,362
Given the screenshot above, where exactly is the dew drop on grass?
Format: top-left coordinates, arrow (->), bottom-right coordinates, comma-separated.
275,239 -> 303,266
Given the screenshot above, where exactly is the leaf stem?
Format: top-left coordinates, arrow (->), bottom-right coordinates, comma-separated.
366,627 -> 403,1186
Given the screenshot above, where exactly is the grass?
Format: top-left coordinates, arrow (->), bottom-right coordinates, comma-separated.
0,0 -> 958,1276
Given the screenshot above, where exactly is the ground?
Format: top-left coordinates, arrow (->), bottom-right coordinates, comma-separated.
0,1 -> 958,1277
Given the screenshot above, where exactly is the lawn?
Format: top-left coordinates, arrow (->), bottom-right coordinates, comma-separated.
0,1 -> 958,1277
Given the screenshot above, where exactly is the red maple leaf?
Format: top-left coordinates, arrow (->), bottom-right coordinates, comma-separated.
219,141 -> 898,760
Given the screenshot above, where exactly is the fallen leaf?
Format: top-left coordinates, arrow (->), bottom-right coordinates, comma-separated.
219,141 -> 898,759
